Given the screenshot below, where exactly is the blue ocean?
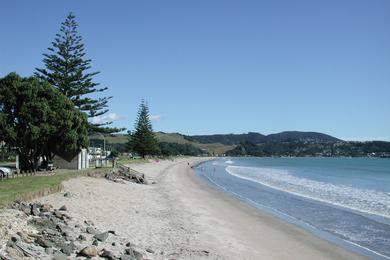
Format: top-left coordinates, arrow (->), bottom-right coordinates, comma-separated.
195,157 -> 390,259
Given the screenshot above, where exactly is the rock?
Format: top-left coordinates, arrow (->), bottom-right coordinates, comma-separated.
59,205 -> 67,211
124,248 -> 134,257
108,230 -> 116,235
86,226 -> 98,234
43,228 -> 60,237
31,203 -> 40,216
53,210 -> 63,219
125,242 -> 132,247
78,234 -> 87,241
40,204 -> 53,212
35,237 -> 53,248
100,249 -> 116,259
120,255 -> 136,260
79,246 -> 98,257
56,224 -> 68,233
133,250 -> 143,260
92,240 -> 99,246
146,248 -> 154,253
111,242 -> 116,246
84,220 -> 94,226
60,242 -> 75,256
45,247 -> 54,254
64,192 -> 71,197
11,235 -> 20,243
93,232 -> 109,242
53,251 -> 68,260
13,241 -> 39,257
17,232 -> 34,244
19,203 -> 31,215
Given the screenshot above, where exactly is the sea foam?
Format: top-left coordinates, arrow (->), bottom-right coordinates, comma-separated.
226,166 -> 390,219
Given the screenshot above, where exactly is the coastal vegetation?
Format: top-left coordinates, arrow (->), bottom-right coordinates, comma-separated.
0,73 -> 88,172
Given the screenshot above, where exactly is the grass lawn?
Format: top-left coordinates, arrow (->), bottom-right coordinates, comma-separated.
0,167 -> 111,207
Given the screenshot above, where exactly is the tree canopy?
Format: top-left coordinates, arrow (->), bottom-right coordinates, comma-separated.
35,12 -> 118,133
0,73 -> 88,171
128,100 -> 160,158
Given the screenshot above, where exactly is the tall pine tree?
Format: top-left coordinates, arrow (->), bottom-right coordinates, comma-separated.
35,12 -> 118,133
128,100 -> 160,158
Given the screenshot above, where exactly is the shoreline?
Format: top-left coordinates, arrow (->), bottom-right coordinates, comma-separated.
183,158 -> 367,259
4,157 -> 365,259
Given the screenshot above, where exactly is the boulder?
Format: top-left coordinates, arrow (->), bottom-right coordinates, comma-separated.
59,205 -> 67,211
79,246 -> 98,257
64,192 -> 71,197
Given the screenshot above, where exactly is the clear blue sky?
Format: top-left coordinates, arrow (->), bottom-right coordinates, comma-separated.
1,0 -> 389,140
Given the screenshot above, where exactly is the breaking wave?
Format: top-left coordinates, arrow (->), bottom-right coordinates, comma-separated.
226,166 -> 390,219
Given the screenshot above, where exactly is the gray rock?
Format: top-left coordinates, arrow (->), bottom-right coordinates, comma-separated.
78,246 -> 97,257
43,228 -> 60,237
92,240 -> 99,246
45,247 -> 53,255
64,192 -> 71,197
100,249 -> 115,259
133,250 -> 143,260
59,205 -> 67,211
93,232 -> 109,242
35,237 -> 53,248
53,251 -> 68,260
84,220 -> 94,226
53,210 -> 63,219
60,242 -> 75,256
31,203 -> 40,216
78,234 -> 87,241
86,226 -> 98,234
40,204 -> 52,212
10,235 -> 20,243
146,248 -> 154,253
111,242 -> 116,246
120,255 -> 136,260
124,248 -> 134,257
56,224 -> 68,233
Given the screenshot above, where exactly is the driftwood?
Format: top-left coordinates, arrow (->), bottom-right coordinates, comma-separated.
105,165 -> 147,184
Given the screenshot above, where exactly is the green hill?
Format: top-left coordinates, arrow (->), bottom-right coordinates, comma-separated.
89,132 -> 235,155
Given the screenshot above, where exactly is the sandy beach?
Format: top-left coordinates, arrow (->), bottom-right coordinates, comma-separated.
36,157 -> 365,259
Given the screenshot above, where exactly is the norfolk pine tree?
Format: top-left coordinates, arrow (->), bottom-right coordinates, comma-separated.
128,100 -> 160,158
35,12 -> 119,133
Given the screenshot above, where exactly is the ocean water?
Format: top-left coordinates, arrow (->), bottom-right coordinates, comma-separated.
195,157 -> 390,259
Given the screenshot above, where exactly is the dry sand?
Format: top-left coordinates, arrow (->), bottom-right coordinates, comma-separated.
37,157 -> 366,259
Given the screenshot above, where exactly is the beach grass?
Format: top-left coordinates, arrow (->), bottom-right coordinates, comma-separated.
0,167 -> 110,207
